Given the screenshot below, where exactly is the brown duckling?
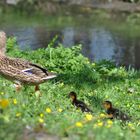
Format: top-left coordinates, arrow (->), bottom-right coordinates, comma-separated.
103,101 -> 130,121
68,91 -> 92,113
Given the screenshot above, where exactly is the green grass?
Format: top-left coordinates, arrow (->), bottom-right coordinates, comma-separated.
0,38 -> 140,140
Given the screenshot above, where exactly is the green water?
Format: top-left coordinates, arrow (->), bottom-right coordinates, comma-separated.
0,9 -> 140,68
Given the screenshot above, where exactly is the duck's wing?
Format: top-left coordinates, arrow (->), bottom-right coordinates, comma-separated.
118,110 -> 130,121
0,57 -> 56,84
76,100 -> 92,113
9,58 -> 48,77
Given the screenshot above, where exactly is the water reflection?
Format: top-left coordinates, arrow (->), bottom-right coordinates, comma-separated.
90,28 -> 115,61
2,26 -> 140,69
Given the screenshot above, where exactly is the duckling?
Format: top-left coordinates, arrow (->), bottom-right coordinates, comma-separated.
68,91 -> 92,113
103,101 -> 130,121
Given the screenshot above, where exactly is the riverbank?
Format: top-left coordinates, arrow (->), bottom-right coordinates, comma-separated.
0,38 -> 140,140
83,1 -> 140,13
1,0 -> 140,14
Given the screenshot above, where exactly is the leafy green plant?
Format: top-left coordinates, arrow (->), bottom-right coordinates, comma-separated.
0,37 -> 139,140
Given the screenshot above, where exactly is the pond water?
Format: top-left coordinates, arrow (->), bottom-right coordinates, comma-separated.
0,10 -> 140,69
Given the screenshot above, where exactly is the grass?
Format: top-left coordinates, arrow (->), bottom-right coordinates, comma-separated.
0,38 -> 140,140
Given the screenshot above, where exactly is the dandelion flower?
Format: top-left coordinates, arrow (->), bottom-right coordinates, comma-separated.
46,108 -> 51,113
0,99 -> 9,108
100,113 -> 106,118
40,113 -> 44,118
128,123 -> 133,127
107,120 -> 113,125
85,114 -> 93,121
16,112 -> 21,117
58,108 -> 63,112
38,118 -> 44,123
97,122 -> 103,127
75,122 -> 83,127
0,92 -> 4,95
128,123 -> 135,131
13,99 -> 17,105
106,120 -> 113,128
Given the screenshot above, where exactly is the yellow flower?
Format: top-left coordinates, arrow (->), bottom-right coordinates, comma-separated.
138,105 -> 140,109
0,99 -> 9,108
40,113 -> 44,118
128,123 -> 133,127
16,112 -> 21,117
107,120 -> 113,125
13,99 -> 17,105
97,122 -> 103,127
75,122 -> 83,127
85,114 -> 93,121
106,120 -> 113,128
46,108 -> 52,113
0,92 -> 4,95
38,118 -> 44,123
58,108 -> 63,112
128,123 -> 135,131
100,113 -> 106,118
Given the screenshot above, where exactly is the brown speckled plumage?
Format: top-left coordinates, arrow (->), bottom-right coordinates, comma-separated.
0,31 -> 56,90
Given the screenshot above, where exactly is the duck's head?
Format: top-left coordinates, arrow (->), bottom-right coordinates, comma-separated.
103,100 -> 112,110
0,31 -> 7,55
68,91 -> 77,101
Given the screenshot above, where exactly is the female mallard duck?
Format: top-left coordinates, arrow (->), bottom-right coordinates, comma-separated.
0,31 -> 57,92
103,101 -> 130,121
68,91 -> 92,113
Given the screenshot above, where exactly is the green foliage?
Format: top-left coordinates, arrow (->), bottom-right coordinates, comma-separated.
0,37 -> 140,140
7,37 -> 101,84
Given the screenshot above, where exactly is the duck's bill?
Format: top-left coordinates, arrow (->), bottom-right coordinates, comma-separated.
43,75 -> 57,80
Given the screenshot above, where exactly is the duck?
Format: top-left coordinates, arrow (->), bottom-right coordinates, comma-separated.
103,101 -> 130,121
0,31 -> 57,92
68,91 -> 92,113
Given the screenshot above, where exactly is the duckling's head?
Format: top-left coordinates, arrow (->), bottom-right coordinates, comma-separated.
69,91 -> 77,101
0,31 -> 7,55
103,101 -> 112,110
